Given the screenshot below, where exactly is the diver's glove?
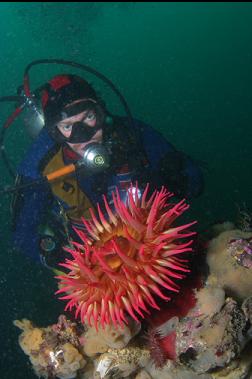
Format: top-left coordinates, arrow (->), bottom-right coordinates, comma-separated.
158,151 -> 195,198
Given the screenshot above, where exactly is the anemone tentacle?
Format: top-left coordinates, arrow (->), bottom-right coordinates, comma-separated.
56,183 -> 196,328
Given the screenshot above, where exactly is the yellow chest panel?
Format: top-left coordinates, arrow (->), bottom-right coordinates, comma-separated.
42,149 -> 93,221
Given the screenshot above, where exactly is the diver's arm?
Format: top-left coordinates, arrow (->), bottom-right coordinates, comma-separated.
12,176 -> 51,263
157,150 -> 204,198
135,120 -> 204,198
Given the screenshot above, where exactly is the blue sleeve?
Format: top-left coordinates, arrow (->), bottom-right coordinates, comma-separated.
135,120 -> 176,168
11,128 -> 57,262
181,155 -> 204,198
133,120 -> 204,198
12,177 -> 51,263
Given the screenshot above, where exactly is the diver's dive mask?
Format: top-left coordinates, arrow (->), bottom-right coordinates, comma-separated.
47,99 -> 105,144
51,99 -> 110,173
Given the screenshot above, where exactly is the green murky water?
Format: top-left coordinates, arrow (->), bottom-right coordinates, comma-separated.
0,3 -> 251,377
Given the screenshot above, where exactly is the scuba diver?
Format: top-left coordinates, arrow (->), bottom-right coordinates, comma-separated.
1,60 -> 204,270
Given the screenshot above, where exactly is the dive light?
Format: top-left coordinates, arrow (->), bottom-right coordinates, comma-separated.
45,143 -> 110,182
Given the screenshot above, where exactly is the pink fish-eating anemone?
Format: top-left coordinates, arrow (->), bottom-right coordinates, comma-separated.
56,184 -> 197,329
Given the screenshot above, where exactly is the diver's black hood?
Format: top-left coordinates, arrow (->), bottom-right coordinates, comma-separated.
42,74 -> 99,142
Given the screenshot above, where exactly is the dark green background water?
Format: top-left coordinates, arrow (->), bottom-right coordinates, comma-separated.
0,3 -> 251,378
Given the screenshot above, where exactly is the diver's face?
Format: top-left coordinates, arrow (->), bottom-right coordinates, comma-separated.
57,100 -> 103,156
